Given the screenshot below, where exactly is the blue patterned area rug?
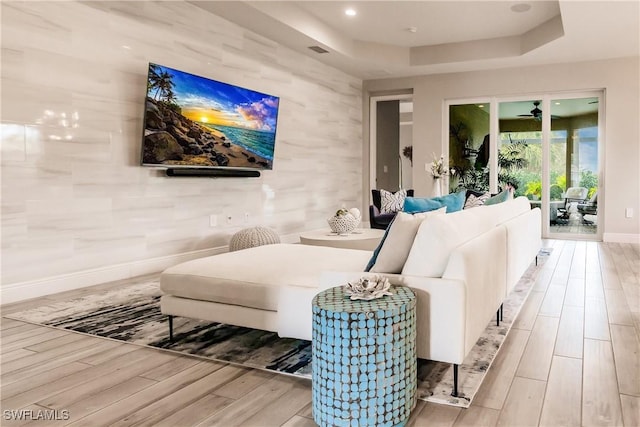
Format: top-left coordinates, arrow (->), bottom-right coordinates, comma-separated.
7,249 -> 549,408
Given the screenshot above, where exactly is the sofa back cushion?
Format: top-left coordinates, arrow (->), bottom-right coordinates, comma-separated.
485,196 -> 531,224
402,196 -> 532,278
402,206 -> 499,277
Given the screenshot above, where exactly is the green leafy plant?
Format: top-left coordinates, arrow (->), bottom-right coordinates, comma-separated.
525,181 -> 542,199
402,146 -> 413,165
497,140 -> 529,190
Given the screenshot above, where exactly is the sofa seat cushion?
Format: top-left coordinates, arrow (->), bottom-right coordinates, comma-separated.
160,243 -> 371,311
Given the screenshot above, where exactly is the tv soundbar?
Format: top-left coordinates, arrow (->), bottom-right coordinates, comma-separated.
165,168 -> 261,178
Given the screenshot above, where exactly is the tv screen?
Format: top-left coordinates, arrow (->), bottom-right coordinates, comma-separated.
141,63 -> 279,170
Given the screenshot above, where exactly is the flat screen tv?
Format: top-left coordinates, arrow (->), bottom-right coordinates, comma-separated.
141,63 -> 279,170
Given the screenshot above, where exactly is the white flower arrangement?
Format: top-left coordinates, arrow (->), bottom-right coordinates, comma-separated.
430,153 -> 448,178
344,275 -> 393,300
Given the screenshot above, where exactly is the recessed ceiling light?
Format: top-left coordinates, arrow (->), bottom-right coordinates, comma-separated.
121,45 -> 132,50
510,3 -> 531,13
406,27 -> 417,33
345,8 -> 356,17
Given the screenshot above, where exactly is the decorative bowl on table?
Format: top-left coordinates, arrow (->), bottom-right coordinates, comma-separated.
327,208 -> 360,235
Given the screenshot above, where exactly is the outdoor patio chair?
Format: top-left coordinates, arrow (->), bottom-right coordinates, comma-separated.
577,191 -> 598,224
557,187 -> 589,221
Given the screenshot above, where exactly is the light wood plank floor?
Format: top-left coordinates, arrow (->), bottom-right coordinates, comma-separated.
1,241 -> 638,426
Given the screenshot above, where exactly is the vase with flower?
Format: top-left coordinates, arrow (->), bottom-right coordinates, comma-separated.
430,153 -> 448,197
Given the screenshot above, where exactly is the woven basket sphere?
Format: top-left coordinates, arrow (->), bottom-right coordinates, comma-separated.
229,226 -> 280,252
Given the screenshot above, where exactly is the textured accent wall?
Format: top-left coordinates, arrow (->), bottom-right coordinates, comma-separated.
1,1 -> 363,287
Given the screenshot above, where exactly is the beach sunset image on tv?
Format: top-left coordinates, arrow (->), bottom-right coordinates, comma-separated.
141,63 -> 279,169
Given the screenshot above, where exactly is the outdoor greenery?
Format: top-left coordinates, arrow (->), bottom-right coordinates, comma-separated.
450,128 -> 598,199
449,131 -> 529,193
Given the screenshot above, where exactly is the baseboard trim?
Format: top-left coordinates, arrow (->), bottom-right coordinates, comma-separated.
602,233 -> 640,244
0,245 -> 229,305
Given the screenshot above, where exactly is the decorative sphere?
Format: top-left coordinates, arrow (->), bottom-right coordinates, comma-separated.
229,226 -> 280,252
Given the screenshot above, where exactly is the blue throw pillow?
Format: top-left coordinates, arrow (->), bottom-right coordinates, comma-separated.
365,216 -> 396,272
403,191 -> 466,214
484,189 -> 511,205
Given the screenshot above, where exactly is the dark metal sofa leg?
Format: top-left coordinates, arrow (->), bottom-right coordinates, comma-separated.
536,255 -> 539,266
496,309 -> 500,326
451,364 -> 459,397
500,303 -> 504,322
168,315 -> 174,342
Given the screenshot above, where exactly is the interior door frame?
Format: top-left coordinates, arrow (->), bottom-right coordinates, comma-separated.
444,90 -> 605,241
369,93 -> 413,203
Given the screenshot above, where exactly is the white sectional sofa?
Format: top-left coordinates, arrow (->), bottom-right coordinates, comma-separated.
160,196 -> 541,395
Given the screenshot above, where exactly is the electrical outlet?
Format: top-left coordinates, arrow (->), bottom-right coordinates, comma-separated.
383,165 -> 388,173
209,214 -> 217,227
226,215 -> 233,224
244,212 -> 250,223
625,208 -> 634,218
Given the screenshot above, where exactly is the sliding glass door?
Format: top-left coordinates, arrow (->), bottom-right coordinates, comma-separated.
549,96 -> 600,237
447,92 -> 603,240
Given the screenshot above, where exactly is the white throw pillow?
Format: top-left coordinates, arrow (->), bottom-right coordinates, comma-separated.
464,192 -> 490,209
369,207 -> 446,274
380,189 -> 407,214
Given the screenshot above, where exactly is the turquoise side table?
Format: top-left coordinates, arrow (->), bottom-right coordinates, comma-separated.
312,285 -> 417,427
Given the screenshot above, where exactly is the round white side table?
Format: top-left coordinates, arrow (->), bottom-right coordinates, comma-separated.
299,228 -> 385,251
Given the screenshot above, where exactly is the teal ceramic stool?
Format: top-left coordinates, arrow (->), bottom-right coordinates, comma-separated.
312,285 -> 417,427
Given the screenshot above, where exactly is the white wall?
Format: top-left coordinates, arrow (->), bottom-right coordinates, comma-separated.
363,57 -> 640,242
0,2 -> 363,302
399,123 -> 413,189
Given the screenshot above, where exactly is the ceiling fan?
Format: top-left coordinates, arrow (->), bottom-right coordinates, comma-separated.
518,101 -> 543,119
517,101 -> 560,120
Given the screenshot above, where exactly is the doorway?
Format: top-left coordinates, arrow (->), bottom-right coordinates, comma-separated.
369,94 -> 413,200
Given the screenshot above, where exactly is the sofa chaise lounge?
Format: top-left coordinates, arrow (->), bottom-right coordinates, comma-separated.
160,196 -> 541,396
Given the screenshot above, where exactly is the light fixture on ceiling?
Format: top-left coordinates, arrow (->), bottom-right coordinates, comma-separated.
345,8 -> 356,17
121,45 -> 132,50
510,3 -> 532,13
308,45 -> 329,54
406,27 -> 417,33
